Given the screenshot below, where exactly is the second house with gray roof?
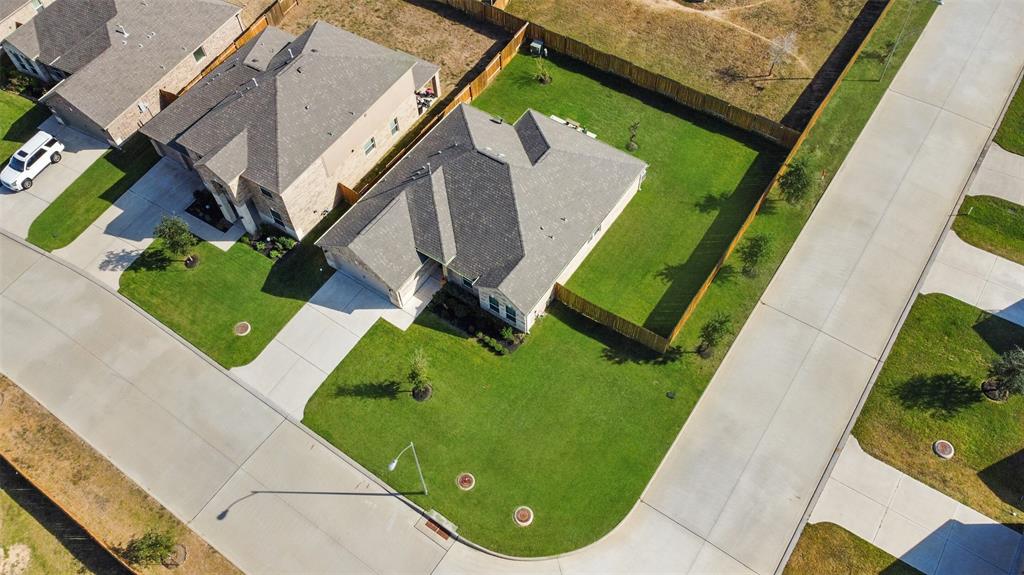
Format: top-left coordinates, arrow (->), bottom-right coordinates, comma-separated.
317,104 -> 648,332
141,20 -> 441,240
3,0 -> 244,146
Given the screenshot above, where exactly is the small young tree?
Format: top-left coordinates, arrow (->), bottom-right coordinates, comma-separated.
778,159 -> 811,204
120,532 -> 176,566
986,347 -> 1024,401
535,57 -> 552,85
737,234 -> 773,277
767,32 -> 798,77
409,348 -> 432,401
697,313 -> 733,358
627,120 -> 640,152
153,216 -> 197,263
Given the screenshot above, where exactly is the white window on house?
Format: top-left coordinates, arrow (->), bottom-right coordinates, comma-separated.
31,0 -> 43,12
260,186 -> 273,199
505,306 -> 517,323
389,117 -> 400,135
270,208 -> 285,227
192,46 -> 206,63
488,295 -> 500,314
363,137 -> 376,156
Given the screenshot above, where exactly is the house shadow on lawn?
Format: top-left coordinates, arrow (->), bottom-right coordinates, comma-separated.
2,105 -> 48,145
972,311 -> 1023,354
978,449 -> 1024,517
643,151 -> 783,335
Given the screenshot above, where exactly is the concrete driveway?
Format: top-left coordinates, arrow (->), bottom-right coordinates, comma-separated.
0,116 -> 108,238
232,271 -> 439,419
54,157 -> 245,288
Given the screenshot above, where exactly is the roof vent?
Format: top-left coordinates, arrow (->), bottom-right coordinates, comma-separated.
288,48 -> 294,59
252,77 -> 259,88
115,25 -> 129,38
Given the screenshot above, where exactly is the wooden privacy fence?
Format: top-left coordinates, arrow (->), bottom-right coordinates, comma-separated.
665,0 -> 898,344
176,0 -> 299,96
554,284 -> 671,354
432,0 -> 800,148
343,23 -> 529,199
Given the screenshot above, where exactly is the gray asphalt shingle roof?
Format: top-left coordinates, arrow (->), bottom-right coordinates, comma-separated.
318,104 -> 648,313
8,0 -> 241,129
140,21 -> 440,194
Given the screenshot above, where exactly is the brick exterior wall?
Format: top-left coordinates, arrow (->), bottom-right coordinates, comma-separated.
103,13 -> 243,145
0,0 -> 56,41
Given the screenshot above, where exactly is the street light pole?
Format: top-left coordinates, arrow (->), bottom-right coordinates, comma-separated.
388,442 -> 428,496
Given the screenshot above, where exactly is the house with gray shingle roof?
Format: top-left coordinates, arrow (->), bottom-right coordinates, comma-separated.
3,0 -> 243,146
317,104 -> 648,332
140,21 -> 441,240
0,0 -> 55,41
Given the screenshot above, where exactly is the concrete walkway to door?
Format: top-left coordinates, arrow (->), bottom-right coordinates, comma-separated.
231,271 -> 440,419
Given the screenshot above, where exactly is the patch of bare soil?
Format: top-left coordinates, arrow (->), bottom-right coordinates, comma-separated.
279,0 -> 510,94
0,375 -> 242,575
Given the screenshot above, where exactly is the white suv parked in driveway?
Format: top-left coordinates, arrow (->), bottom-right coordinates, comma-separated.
1,131 -> 65,191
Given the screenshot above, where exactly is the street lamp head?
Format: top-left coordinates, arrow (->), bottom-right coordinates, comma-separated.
387,458 -> 398,472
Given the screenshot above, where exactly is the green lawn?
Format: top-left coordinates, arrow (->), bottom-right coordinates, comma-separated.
853,294 -> 1024,527
0,91 -> 48,161
119,238 -> 334,368
472,54 -> 785,336
27,136 -> 158,251
995,79 -> 1024,156
784,522 -> 922,575
303,0 -> 937,557
953,195 -> 1024,266
305,306 -> 712,556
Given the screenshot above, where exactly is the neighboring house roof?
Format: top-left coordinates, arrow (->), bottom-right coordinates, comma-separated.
141,21 -> 441,194
317,104 -> 648,313
6,0 -> 240,129
0,0 -> 34,21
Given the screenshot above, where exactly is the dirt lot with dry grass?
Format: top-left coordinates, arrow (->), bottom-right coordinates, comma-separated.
507,0 -> 866,122
0,375 -> 241,575
279,0 -> 509,94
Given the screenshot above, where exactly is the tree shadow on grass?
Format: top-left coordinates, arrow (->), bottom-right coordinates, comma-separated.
643,151 -> 783,336
978,449 -> 1024,515
126,247 -> 172,272
333,380 -> 404,401
895,373 -> 982,420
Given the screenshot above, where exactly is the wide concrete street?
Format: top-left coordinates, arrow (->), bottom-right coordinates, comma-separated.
1,0 -> 1022,573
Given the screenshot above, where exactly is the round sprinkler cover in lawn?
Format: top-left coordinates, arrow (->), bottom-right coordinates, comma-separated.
933,440 -> 955,460
514,506 -> 534,527
233,321 -> 252,337
162,543 -> 187,569
457,473 -> 475,491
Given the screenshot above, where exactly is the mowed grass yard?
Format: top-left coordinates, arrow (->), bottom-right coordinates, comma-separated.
784,522 -> 921,575
472,53 -> 784,336
305,306 -> 711,557
953,195 -> 1024,266
507,0 -> 867,122
994,77 -> 1024,156
279,0 -> 508,94
119,238 -> 333,368
853,294 -> 1024,527
304,0 -> 936,556
0,90 -> 48,163
27,136 -> 158,251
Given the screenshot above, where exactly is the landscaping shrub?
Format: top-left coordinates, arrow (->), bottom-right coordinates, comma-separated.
737,234 -> 774,276
779,159 -> 811,205
120,531 -> 176,566
697,312 -> 733,358
429,284 -> 524,353
153,216 -> 197,261
986,346 -> 1024,400
245,225 -> 299,261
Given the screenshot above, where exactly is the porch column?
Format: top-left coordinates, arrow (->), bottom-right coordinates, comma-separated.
233,201 -> 258,235
208,188 -> 238,224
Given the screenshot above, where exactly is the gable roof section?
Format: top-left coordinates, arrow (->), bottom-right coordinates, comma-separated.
12,0 -> 241,129
318,104 -> 648,313
140,21 -> 441,194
